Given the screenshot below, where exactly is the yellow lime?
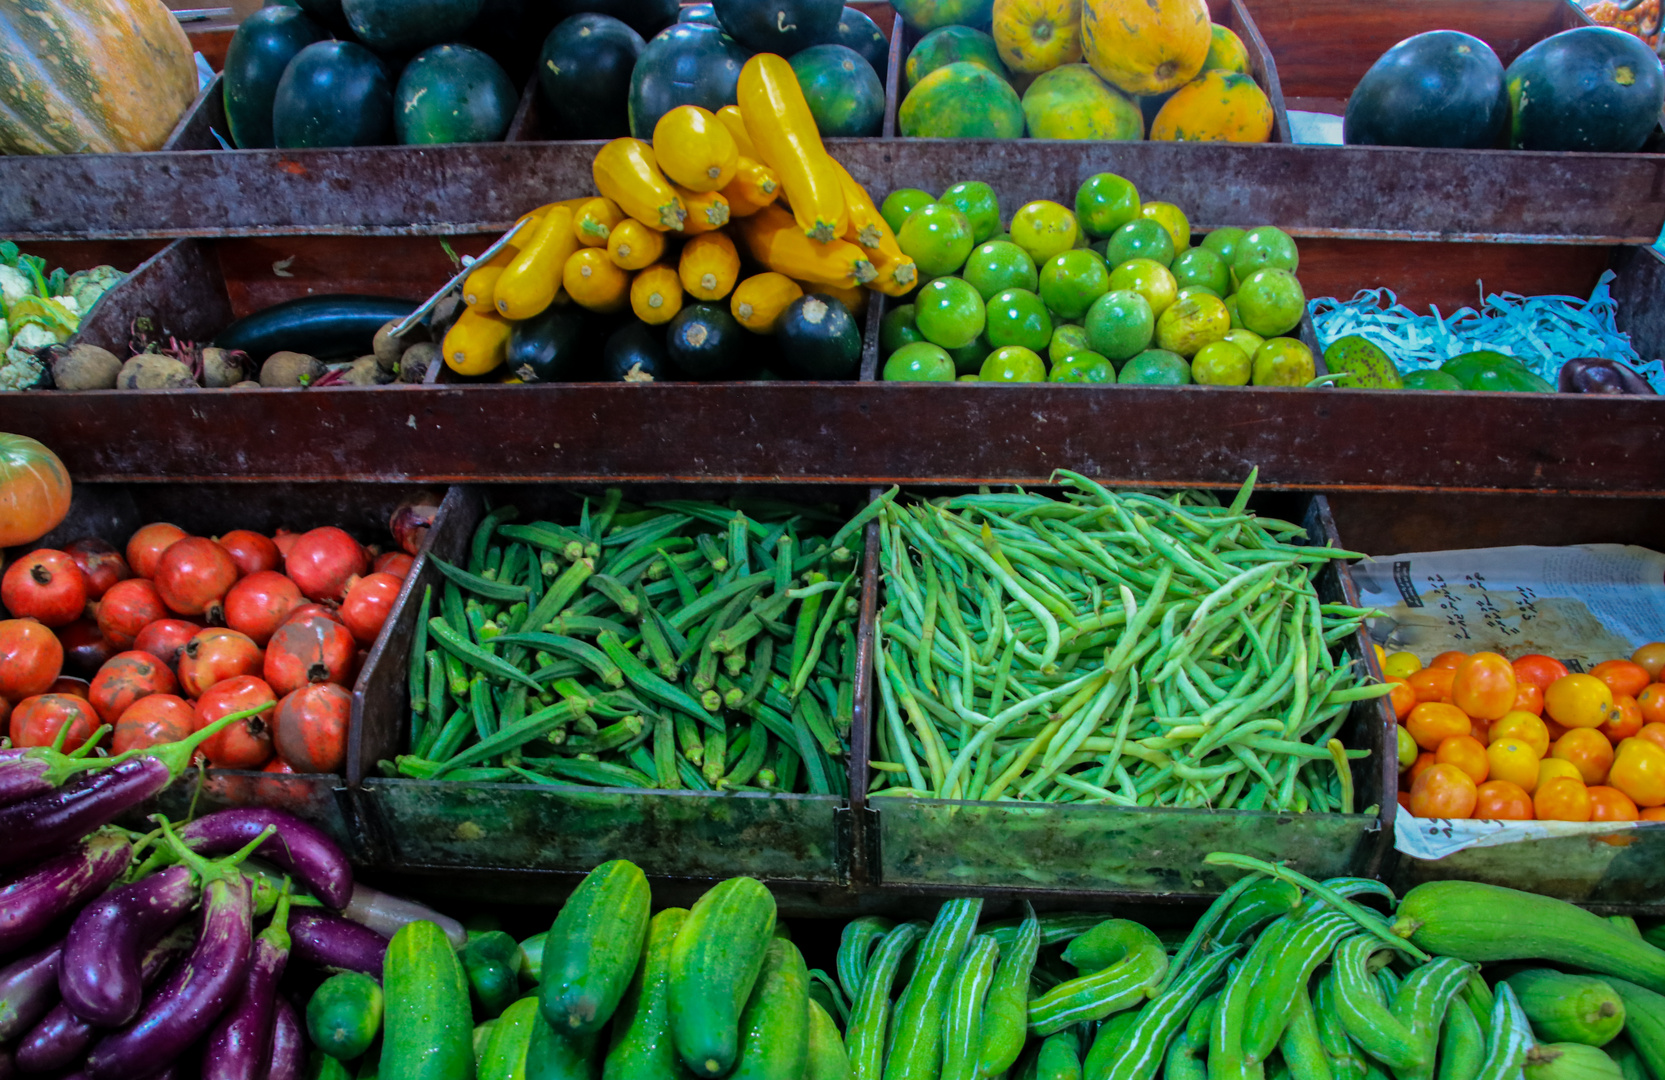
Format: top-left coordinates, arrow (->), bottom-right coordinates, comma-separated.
1384,651 -> 1423,680
883,342 -> 956,381
1222,328 -> 1264,357
1010,200 -> 1079,263
1107,258 -> 1177,318
1191,340 -> 1251,385
1235,268 -> 1305,337
1075,173 -> 1142,239
980,345 -> 1047,382
1139,202 -> 1191,253
1154,292 -> 1230,357
1252,337 -> 1315,386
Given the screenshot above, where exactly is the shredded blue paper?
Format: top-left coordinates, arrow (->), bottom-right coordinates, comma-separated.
1308,271 -> 1665,392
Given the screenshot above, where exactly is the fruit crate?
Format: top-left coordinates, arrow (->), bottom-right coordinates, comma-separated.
348,482 -> 875,887
1330,491 -> 1665,913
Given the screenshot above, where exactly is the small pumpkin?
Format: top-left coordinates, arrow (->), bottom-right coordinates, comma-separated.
1150,70 -> 1273,142
992,0 -> 1083,74
1081,0 -> 1211,96
0,434 -> 71,548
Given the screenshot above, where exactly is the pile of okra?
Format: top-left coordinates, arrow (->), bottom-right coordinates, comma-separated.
389,490 -> 880,794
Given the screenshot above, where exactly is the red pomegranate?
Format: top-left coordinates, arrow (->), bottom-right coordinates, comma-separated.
340,572 -> 402,647
114,693 -> 195,754
372,552 -> 414,580
389,491 -> 442,556
57,618 -> 114,680
216,530 -> 282,576
64,538 -> 130,601
126,523 -> 188,580
9,693 -> 100,752
177,628 -> 264,699
282,603 -> 344,628
153,537 -> 240,622
263,615 -> 355,697
47,676 -> 90,699
223,571 -> 303,647
96,579 -> 168,650
193,675 -> 276,769
284,527 -> 369,603
262,757 -> 296,775
272,529 -> 300,560
132,618 -> 203,670
273,683 -> 350,773
0,618 -> 64,701
88,651 -> 178,725
2,549 -> 88,627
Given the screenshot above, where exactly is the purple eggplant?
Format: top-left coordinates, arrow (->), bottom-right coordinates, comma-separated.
1559,357 -> 1658,394
0,747 -> 55,810
343,882 -> 466,950
0,1046 -> 13,1080
263,995 -> 303,1080
203,889 -> 292,1080
288,910 -> 388,979
0,830 -> 132,957
0,941 -> 61,1042
59,865 -> 198,1027
179,809 -> 353,910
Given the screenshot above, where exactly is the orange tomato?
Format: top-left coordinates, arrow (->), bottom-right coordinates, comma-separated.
1485,737 -> 1540,792
1609,737 -> 1665,807
1429,651 -> 1469,670
1638,684 -> 1665,726
1406,751 -> 1437,787
1632,642 -> 1665,681
1409,763 -> 1478,819
1603,694 -> 1644,742
1407,667 -> 1456,706
1436,735 -> 1489,784
1489,711 -> 1550,757
1552,727 -> 1614,784
1452,652 -> 1517,722
1544,716 -> 1569,742
1544,674 -> 1616,729
1474,780 -> 1534,820
1642,806 -> 1665,822
1406,702 -> 1472,751
1592,659 -> 1652,701
1514,654 -> 1571,692
1588,785 -> 1639,822
1538,757 -> 1584,789
1510,682 -> 1544,717
1388,679 -> 1417,722
1638,723 -> 1665,753
1534,776 -> 1593,821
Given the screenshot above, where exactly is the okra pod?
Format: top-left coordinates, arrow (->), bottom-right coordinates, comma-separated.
431,554 -> 530,602
409,586 -> 432,717
428,618 -> 542,690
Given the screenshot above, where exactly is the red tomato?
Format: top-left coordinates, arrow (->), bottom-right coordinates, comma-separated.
1,550 -> 88,627
1452,652 -> 1517,722
1592,659 -> 1653,701
1513,654 -> 1572,692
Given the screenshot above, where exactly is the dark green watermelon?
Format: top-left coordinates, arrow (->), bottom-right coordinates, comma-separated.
539,14 -> 644,138
679,3 -> 722,25
712,0 -> 840,55
272,40 -> 394,147
1343,30 -> 1507,149
393,44 -> 518,144
341,0 -> 482,53
223,6 -> 325,148
551,0 -> 679,40
293,0 -> 352,34
790,44 -> 884,136
264,0 -> 303,8
1506,26 -> 1665,152
832,7 -> 889,76
627,23 -> 749,139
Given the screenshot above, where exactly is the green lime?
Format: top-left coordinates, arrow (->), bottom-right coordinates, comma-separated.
1103,220 -> 1175,270
913,276 -> 985,349
1191,340 -> 1252,386
1084,289 -> 1154,362
1231,225 -> 1300,279
1009,200 -> 1079,263
1175,285 -> 1221,302
979,345 -> 1047,382
1139,202 -> 1191,253
1154,293 -> 1230,358
958,373 -> 981,381
987,232 -> 1013,245
1222,328 -> 1264,357
1106,259 -> 1177,318
1200,226 -> 1245,266
984,288 -> 1052,351
1252,337 -> 1315,386
1049,323 -> 1092,365
940,181 -> 1001,244
946,332 -> 992,375
1235,268 -> 1305,337
1170,247 -> 1229,296
883,341 -> 956,381
962,241 -> 1038,300
881,188 -> 936,235
1074,173 -> 1141,239
1038,250 -> 1111,321
1049,351 -> 1116,383
897,203 -> 976,278
1118,348 -> 1191,385
1223,293 -> 1242,329
880,303 -> 925,356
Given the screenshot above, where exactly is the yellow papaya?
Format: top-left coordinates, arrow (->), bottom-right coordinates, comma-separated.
992,0 -> 1083,74
1149,70 -> 1273,142
1202,24 -> 1251,74
1080,0 -> 1211,96
1021,64 -> 1143,139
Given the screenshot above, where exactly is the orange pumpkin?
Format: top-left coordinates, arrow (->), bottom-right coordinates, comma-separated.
0,434 -> 71,548
1150,70 -> 1274,142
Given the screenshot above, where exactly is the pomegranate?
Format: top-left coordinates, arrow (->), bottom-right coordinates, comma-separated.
88,651 -> 178,725
153,537 -> 240,623
389,490 -> 442,556
114,693 -> 195,754
217,529 -> 282,576
273,683 -> 350,773
57,617 -> 114,680
177,628 -> 264,698
132,618 -> 203,670
340,572 -> 402,647
48,675 -> 89,698
2,549 -> 88,627
193,675 -> 276,769
96,578 -> 168,650
372,551 -> 414,580
224,571 -> 303,647
263,757 -> 296,775
126,523 -> 188,580
64,538 -> 130,601
272,529 -> 300,559
282,603 -> 344,628
263,615 -> 355,697
9,693 -> 100,752
0,618 -> 64,701
284,527 -> 369,603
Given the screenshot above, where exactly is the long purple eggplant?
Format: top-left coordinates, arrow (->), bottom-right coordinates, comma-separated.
0,830 -> 132,957
59,864 -> 198,1027
179,809 -> 353,910
264,995 -> 304,1080
0,729 -> 113,810
202,889 -> 291,1080
287,910 -> 388,979
0,941 -> 61,1042
16,928 -> 190,1073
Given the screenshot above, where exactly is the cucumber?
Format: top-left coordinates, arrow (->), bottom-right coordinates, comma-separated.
1502,970 -> 1624,1047
476,1021 -> 499,1071
520,932 -> 547,987
213,294 -> 419,361
382,920 -> 475,1080
668,876 -> 779,1077
527,1015 -> 601,1080
806,998 -> 854,1080
730,938 -> 810,1080
1525,1044 -> 1624,1080
540,860 -> 652,1036
308,1048 -> 355,1080
1607,1037 -> 1649,1080
1605,980 -> 1665,1080
480,997 -> 543,1080
307,971 -> 385,1061
463,931 -> 526,1019
604,908 -> 689,1079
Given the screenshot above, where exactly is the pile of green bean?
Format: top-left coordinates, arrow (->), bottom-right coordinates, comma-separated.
385,490 -> 875,795
870,470 -> 1392,812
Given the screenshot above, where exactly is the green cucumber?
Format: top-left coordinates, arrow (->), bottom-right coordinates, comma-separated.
463,931 -> 526,1019
307,971 -> 384,1061
1503,970 -> 1624,1048
1607,1038 -> 1649,1080
527,1015 -> 601,1080
308,1048 -> 355,1080
604,908 -> 689,1080
382,920 -> 474,1080
540,860 -> 652,1036
1604,980 -> 1665,1080
731,938 -> 811,1080
1524,1045 -> 1624,1080
806,997 -> 855,1080
520,933 -> 547,987
480,997 -> 542,1080
475,1021 -> 498,1071
1037,1030 -> 1084,1080
886,896 -> 984,1078
668,877 -> 779,1077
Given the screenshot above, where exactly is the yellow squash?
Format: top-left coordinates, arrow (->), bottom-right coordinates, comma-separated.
652,105 -> 740,193
1081,0 -> 1211,96
863,245 -> 920,297
993,0 -> 1084,73
730,273 -> 802,334
630,265 -> 685,325
675,185 -> 732,235
1149,70 -> 1273,142
736,204 -> 876,289
495,205 -> 579,320
679,232 -> 741,301
592,138 -> 687,231
716,105 -> 758,157
563,248 -> 631,313
721,157 -> 780,218
737,54 -> 847,243
462,265 -> 506,312
573,197 -> 625,246
607,218 -> 669,270
828,160 -> 917,295
443,309 -> 512,376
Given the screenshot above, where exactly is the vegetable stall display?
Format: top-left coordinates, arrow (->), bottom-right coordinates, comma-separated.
0,244 -> 124,393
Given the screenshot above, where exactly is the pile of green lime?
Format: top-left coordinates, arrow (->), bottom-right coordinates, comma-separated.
875,174 -> 1317,387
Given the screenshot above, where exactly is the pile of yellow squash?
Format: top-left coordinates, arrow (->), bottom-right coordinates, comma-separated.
443,54 -> 911,377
